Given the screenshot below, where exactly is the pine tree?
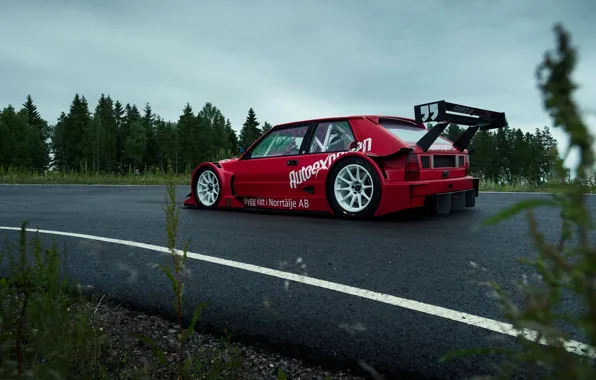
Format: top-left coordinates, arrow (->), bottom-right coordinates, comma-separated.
510,129 -> 526,180
239,107 -> 261,148
113,100 -> 125,172
95,95 -> 117,172
540,125 -> 558,181
0,108 -> 9,167
197,102 -> 219,158
124,120 -> 147,172
443,123 -> 464,142
261,121 -> 273,135
154,116 -> 174,172
495,126 -> 512,183
0,105 -> 31,168
177,103 -> 199,171
165,121 -> 179,172
470,130 -> 499,181
21,95 -> 50,172
82,114 -> 104,171
50,112 -> 67,170
141,103 -> 158,172
121,104 -> 141,170
62,94 -> 91,170
224,118 -> 238,154
210,110 -> 227,152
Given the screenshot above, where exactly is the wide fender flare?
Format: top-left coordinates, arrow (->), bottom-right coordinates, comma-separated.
323,151 -> 385,186
189,162 -> 230,197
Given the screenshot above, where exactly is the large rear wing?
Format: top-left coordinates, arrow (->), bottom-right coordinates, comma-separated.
412,100 -> 508,152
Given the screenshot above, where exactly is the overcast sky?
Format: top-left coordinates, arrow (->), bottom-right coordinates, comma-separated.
1,0 -> 594,170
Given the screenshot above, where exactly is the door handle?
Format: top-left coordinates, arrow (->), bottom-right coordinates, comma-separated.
287,159 -> 298,166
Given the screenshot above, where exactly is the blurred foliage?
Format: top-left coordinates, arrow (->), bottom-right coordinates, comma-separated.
441,23 -> 596,380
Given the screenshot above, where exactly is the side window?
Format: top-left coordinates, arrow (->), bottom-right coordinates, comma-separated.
249,124 -> 309,158
306,121 -> 355,154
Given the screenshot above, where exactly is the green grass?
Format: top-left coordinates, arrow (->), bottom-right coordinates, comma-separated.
478,178 -> 596,193
3,165 -> 594,194
0,225 -> 115,379
0,165 -> 192,185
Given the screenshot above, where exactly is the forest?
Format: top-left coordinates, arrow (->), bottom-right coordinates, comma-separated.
0,94 -> 563,187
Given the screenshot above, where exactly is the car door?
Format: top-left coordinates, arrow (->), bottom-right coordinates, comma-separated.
232,123 -> 313,208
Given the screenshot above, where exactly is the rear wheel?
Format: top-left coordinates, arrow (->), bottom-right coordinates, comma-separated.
326,157 -> 381,219
193,168 -> 221,209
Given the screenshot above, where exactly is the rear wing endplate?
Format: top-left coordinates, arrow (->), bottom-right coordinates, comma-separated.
412,100 -> 508,152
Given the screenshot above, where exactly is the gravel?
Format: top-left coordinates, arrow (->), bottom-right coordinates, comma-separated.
89,298 -> 369,379
2,290 -> 372,379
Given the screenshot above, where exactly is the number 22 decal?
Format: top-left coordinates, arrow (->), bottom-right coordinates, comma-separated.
418,103 -> 439,122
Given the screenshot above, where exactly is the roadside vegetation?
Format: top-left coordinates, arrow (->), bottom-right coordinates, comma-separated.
439,24 -> 596,380
2,163 -> 596,194
3,163 -> 595,194
0,22 -> 594,380
479,177 -> 596,193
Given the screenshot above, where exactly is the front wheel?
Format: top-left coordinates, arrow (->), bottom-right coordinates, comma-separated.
326,156 -> 382,219
193,167 -> 221,209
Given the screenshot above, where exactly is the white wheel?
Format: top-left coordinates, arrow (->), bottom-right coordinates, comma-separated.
195,169 -> 220,207
333,163 -> 374,213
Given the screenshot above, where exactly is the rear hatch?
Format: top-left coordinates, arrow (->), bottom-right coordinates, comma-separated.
378,118 -> 469,180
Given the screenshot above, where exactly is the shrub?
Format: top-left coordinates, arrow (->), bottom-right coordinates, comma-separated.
442,23 -> 596,380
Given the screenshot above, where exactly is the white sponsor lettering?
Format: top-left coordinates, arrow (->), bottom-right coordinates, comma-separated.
452,105 -> 475,114
289,138 -> 372,189
419,103 -> 440,122
409,143 -> 457,152
243,197 -> 310,210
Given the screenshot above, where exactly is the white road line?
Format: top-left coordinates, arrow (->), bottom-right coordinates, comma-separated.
0,225 -> 594,359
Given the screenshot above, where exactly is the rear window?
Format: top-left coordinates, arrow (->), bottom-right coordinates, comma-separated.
379,119 -> 453,145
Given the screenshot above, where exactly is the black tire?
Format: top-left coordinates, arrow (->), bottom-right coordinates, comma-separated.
326,156 -> 382,219
192,167 -> 221,210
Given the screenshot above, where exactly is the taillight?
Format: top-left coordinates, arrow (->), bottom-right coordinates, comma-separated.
464,154 -> 470,176
405,153 -> 420,181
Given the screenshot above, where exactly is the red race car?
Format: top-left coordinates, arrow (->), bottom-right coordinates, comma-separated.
183,100 -> 508,219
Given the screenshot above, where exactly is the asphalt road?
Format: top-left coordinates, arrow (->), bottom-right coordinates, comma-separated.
0,185 -> 593,379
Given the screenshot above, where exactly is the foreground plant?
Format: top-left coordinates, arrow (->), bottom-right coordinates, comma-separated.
137,167 -> 243,379
442,23 -> 596,380
0,223 -> 111,379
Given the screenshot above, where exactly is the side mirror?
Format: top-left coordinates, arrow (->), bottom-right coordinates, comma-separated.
348,141 -> 358,150
239,146 -> 246,153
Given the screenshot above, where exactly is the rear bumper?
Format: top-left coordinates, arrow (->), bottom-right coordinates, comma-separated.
375,176 -> 479,216
408,176 -> 476,197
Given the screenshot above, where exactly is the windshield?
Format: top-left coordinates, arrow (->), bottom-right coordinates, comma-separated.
379,119 -> 453,146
